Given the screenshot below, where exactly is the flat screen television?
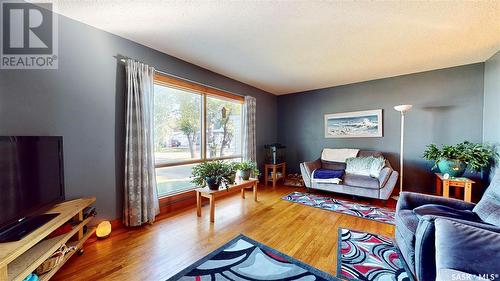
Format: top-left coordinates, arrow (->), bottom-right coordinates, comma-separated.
0,136 -> 65,242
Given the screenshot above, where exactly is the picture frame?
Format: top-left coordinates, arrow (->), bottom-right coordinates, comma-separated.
324,109 -> 383,138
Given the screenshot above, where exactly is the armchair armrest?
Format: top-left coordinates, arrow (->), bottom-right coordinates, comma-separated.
435,218 -> 500,280
397,192 -> 476,213
300,158 -> 321,188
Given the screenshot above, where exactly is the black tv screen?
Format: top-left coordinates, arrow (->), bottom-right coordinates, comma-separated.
0,136 -> 65,229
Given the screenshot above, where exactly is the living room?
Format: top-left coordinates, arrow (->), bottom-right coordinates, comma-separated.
0,1 -> 499,281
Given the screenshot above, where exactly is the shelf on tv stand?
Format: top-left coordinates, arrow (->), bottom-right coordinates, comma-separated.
0,197 -> 96,281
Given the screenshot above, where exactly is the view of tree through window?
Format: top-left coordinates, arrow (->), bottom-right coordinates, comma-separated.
153,82 -> 243,197
207,96 -> 242,159
154,85 -> 201,163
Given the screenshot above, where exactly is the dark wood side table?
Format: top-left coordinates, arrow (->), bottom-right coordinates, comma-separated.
435,173 -> 475,202
264,162 -> 286,188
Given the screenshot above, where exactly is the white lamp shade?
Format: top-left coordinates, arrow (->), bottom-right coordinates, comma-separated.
394,104 -> 413,112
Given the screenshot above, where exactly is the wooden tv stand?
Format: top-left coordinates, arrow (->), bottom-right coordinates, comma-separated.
0,197 -> 96,281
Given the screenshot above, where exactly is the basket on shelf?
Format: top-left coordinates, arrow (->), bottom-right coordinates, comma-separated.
36,244 -> 76,275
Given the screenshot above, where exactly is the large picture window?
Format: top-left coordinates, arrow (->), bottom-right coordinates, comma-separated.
153,74 -> 243,197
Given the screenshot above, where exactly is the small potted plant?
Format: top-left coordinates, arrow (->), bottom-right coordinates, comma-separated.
191,161 -> 235,190
235,161 -> 260,181
423,141 -> 498,177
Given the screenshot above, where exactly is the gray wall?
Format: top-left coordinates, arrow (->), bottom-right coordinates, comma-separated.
278,64 -> 485,193
483,51 -> 500,180
0,14 -> 277,220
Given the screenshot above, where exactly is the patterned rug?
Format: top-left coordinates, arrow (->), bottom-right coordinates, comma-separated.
168,234 -> 340,281
338,228 -> 412,281
283,192 -> 395,225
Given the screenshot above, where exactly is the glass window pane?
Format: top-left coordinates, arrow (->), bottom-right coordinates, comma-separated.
154,84 -> 202,164
156,164 -> 195,196
206,96 -> 242,159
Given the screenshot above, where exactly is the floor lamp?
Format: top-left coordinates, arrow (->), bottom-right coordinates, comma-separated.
392,104 -> 413,201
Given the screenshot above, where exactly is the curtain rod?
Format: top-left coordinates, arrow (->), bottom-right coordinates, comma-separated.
116,56 -> 246,99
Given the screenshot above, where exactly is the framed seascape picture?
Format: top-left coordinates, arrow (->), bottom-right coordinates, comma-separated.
324,109 -> 383,138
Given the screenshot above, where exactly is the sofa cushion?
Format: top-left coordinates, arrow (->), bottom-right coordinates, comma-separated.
343,174 -> 379,189
346,156 -> 385,177
321,160 -> 346,170
435,219 -> 500,279
321,148 -> 359,162
369,157 -> 385,177
345,157 -> 372,176
414,204 -> 482,222
358,150 -> 383,158
473,170 -> 500,226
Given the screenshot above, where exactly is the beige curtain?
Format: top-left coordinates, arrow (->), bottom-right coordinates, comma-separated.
124,59 -> 159,227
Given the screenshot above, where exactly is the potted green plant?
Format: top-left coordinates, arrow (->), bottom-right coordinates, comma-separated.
423,141 -> 498,177
235,161 -> 260,181
191,161 -> 235,190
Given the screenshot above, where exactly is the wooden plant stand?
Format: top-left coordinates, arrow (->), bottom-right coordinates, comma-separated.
0,197 -> 96,281
264,163 -> 286,188
196,179 -> 258,223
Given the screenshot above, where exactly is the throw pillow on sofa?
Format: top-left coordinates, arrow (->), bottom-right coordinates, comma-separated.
346,156 -> 385,178
369,157 -> 386,178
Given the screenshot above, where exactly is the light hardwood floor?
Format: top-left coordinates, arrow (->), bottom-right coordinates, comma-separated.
52,185 -> 395,281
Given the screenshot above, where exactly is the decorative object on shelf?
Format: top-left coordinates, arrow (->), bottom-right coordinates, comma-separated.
96,221 -> 112,239
423,141 -> 498,177
234,161 -> 260,181
191,160 -> 235,190
36,244 -> 76,275
82,206 -> 97,219
23,273 -> 39,281
264,143 -> 286,164
393,104 -> 412,201
324,109 -> 383,138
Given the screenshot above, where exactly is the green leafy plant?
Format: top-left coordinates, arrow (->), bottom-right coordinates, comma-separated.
423,141 -> 498,172
191,161 -> 235,188
234,161 -> 260,177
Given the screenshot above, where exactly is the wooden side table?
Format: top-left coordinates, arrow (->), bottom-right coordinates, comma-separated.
264,162 -> 286,188
195,178 -> 258,223
435,173 -> 475,202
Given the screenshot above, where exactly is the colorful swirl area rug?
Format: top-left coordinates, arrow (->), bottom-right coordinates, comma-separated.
338,228 -> 412,281
167,234 -> 340,281
283,192 -> 395,225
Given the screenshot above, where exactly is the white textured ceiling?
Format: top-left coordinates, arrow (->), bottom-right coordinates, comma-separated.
51,1 -> 500,95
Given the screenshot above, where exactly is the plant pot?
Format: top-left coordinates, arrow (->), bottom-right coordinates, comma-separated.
205,177 -> 220,190
437,159 -> 467,177
237,169 -> 251,180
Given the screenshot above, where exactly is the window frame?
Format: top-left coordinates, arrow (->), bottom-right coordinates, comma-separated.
153,73 -> 244,197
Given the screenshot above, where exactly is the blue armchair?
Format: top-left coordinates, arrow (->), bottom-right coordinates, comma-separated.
395,171 -> 500,281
